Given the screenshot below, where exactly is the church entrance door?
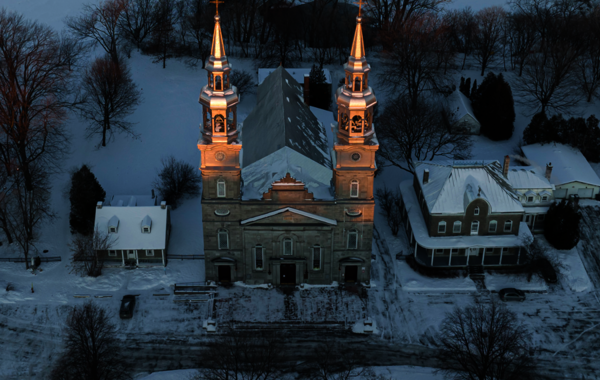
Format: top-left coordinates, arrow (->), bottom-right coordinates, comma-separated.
218,266 -> 231,283
280,264 -> 296,285
345,266 -> 358,283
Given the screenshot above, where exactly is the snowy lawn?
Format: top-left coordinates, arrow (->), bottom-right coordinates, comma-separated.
396,260 -> 477,293
536,236 -> 593,293
484,271 -> 547,292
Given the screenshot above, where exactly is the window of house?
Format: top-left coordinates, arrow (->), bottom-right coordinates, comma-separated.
489,220 -> 497,233
283,238 -> 293,255
143,226 -> 150,233
453,221 -> 462,233
350,180 -> 359,198
501,247 -> 509,255
484,247 -> 494,255
312,245 -> 321,269
218,229 -> 229,250
109,227 -> 117,233
451,248 -> 459,255
146,250 -> 154,256
108,250 -> 117,257
254,245 -> 263,270
435,249 -> 445,255
527,196 -> 534,203
217,179 -> 226,198
348,230 -> 358,249
504,220 -> 513,232
474,207 -> 480,216
438,221 -> 446,233
471,221 -> 479,234
542,195 -> 549,201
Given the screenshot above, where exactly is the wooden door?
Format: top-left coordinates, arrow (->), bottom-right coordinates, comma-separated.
218,266 -> 231,283
280,264 -> 296,285
345,266 -> 358,283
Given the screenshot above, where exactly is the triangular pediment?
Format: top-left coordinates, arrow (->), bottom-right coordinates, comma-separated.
240,207 -> 337,226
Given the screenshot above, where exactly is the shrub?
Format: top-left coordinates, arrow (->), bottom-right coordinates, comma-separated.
230,70 -> 255,97
544,199 -> 581,250
472,72 -> 515,141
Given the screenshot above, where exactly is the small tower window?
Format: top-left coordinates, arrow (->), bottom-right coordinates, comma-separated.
312,245 -> 321,270
214,114 -> 225,133
217,179 -> 226,198
350,180 -> 359,198
351,115 -> 363,133
283,238 -> 293,255
215,75 -> 222,90
474,207 -> 480,215
254,245 -> 264,270
218,229 -> 229,250
348,230 -> 358,249
340,113 -> 349,131
354,76 -> 361,91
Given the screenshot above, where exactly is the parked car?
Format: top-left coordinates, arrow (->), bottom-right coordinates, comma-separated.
119,295 -> 136,319
499,288 -> 526,302
535,258 -> 558,283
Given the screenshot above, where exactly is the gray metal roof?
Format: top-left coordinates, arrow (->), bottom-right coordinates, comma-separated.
242,66 -> 332,170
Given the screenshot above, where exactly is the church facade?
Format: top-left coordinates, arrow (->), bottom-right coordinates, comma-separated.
199,10 -> 378,286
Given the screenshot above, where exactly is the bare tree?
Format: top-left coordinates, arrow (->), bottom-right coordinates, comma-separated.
298,337 -> 375,380
445,7 -> 477,70
51,301 -> 131,380
473,6 -> 507,77
154,155 -> 201,208
183,0 -> 211,68
192,330 -> 285,380
376,95 -> 472,175
119,0 -> 159,50
150,0 -> 176,68
0,10 -> 75,191
578,6 -> 600,102
70,229 -> 115,277
66,0 -> 128,63
78,56 -> 141,147
439,302 -> 535,380
375,185 -> 402,236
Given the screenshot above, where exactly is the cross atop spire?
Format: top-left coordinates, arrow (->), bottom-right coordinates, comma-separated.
210,0 -> 224,15
354,0 -> 364,17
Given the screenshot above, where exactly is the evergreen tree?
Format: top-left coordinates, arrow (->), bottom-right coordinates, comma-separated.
463,77 -> 471,98
544,199 -> 581,250
309,64 -> 331,110
523,112 -> 549,145
471,79 -> 478,99
472,72 -> 515,140
69,165 -> 106,235
459,76 -> 465,93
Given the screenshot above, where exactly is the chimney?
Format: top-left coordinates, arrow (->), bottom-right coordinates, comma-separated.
96,201 -> 103,209
160,201 -> 167,210
303,74 -> 310,107
545,162 -> 553,180
503,155 -> 510,178
423,169 -> 430,184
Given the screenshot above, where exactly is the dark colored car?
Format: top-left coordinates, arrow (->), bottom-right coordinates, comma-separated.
499,288 -> 526,302
535,258 -> 558,284
119,295 -> 136,319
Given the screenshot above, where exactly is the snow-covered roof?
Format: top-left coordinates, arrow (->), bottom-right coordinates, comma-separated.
106,194 -> 157,207
506,166 -> 554,190
400,181 -> 532,249
241,207 -> 337,225
258,68 -> 332,86
414,160 -> 523,215
447,90 -> 479,125
521,143 -> 600,187
94,205 -> 169,250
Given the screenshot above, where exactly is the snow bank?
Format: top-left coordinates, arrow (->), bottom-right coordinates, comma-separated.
139,369 -> 198,379
484,272 -> 547,292
396,261 -> 477,292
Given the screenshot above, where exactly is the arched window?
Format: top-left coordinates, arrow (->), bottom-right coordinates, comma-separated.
489,220 -> 497,232
351,115 -> 363,133
214,114 -> 225,133
438,221 -> 446,233
217,229 -> 229,249
474,207 -> 480,216
340,113 -> 349,131
217,179 -> 226,198
350,180 -> 359,198
504,220 -> 513,232
453,221 -> 462,233
346,75 -> 351,89
471,220 -> 479,235
215,75 -> 222,90
312,245 -> 321,270
254,245 -> 264,270
354,76 -> 361,91
347,230 -> 358,249
283,238 -> 293,255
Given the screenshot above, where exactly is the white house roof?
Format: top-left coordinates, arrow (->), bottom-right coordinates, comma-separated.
240,207 -> 337,225
94,206 -> 169,250
522,143 -> 600,187
414,160 -> 523,215
106,194 -> 157,207
447,90 -> 479,125
400,180 -> 532,249
258,68 -> 332,86
506,166 -> 554,190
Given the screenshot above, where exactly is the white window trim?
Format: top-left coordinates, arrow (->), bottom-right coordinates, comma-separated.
109,227 -> 117,233
451,248 -> 459,255
504,220 -> 513,232
438,221 -> 446,233
350,180 -> 359,198
108,250 -> 117,257
283,238 -> 293,255
254,245 -> 264,270
502,247 -> 509,254
347,230 -> 359,249
217,179 -> 226,198
453,221 -> 461,233
312,246 -> 321,270
474,207 -> 480,216
146,249 -> 154,256
218,229 -> 229,250
435,248 -> 445,255
489,220 -> 497,233
484,247 -> 494,254
142,226 -> 151,233
471,221 -> 479,235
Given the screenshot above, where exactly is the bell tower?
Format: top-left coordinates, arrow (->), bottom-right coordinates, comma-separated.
198,3 -> 241,199
333,2 -> 378,200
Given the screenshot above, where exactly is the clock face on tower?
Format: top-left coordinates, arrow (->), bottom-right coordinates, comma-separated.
351,152 -> 361,161
215,151 -> 226,161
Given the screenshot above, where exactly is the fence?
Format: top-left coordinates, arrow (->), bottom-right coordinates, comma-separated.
168,255 -> 205,260
0,256 -> 61,263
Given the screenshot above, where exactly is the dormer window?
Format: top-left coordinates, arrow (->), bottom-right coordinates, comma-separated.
141,215 -> 152,233
108,215 -> 119,233
474,207 -> 480,216
527,196 -> 534,203
542,195 -> 549,201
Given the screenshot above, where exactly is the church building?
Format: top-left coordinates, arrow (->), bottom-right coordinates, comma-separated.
198,8 -> 378,286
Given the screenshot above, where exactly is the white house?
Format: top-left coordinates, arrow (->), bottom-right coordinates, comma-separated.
522,143 -> 600,199
93,197 -> 171,267
446,90 -> 480,135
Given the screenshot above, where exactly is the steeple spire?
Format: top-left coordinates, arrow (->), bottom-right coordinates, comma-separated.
350,0 -> 365,59
210,1 -> 225,59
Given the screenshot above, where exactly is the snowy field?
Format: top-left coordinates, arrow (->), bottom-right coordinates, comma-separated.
1,0 -> 600,378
